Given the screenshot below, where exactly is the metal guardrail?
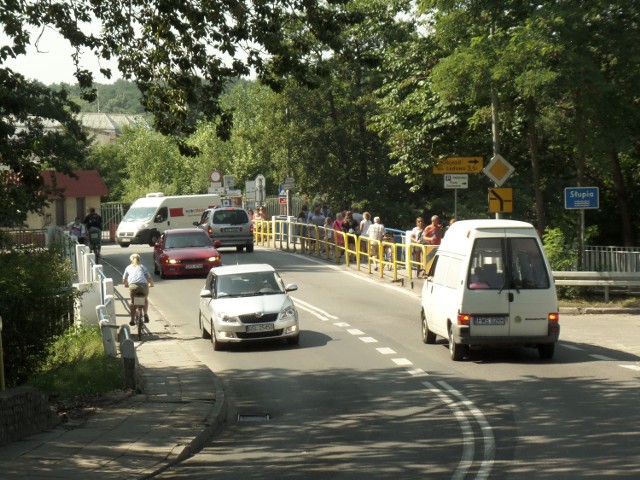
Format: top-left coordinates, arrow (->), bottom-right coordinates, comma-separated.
552,271 -> 640,302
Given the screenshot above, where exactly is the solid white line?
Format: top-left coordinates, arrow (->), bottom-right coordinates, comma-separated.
439,381 -> 495,480
292,296 -> 340,319
295,303 -> 331,321
423,381 -> 474,480
590,354 -> 616,361
560,343 -> 585,351
619,365 -> 640,371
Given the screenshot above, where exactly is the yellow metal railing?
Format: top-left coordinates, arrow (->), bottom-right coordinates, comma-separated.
252,218 -> 438,284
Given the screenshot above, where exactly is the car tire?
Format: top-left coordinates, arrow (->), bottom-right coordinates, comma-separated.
119,242 -> 130,248
246,244 -> 254,253
159,267 -> 166,279
538,343 -> 555,360
153,261 -> 160,275
287,334 -> 300,346
211,320 -> 225,351
236,246 -> 244,252
421,311 -> 436,344
199,312 -> 211,339
448,323 -> 467,361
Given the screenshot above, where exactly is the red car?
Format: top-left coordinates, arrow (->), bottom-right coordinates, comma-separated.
153,228 -> 222,278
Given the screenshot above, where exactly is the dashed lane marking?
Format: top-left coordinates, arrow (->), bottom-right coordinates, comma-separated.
377,347 -> 397,355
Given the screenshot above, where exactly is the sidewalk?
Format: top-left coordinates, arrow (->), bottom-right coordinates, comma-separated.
0,284 -> 228,480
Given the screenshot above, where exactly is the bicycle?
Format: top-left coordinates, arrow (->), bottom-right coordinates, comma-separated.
88,226 -> 102,263
131,294 -> 147,341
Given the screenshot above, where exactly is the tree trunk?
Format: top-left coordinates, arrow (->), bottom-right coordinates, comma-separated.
607,150 -> 636,246
525,97 -> 546,232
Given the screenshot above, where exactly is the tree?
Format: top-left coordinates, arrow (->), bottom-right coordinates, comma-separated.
1,0 -> 353,225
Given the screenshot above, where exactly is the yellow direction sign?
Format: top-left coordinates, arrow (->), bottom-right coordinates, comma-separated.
433,157 -> 483,174
488,188 -> 513,213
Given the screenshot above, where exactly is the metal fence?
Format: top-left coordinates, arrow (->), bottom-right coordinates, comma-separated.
583,246 -> 640,272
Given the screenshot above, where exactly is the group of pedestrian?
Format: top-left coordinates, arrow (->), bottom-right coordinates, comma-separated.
67,207 -> 103,244
410,214 -> 449,277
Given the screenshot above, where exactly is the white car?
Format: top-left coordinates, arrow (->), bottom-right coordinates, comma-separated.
199,264 -> 299,350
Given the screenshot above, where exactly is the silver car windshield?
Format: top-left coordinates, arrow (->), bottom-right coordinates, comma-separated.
215,272 -> 284,298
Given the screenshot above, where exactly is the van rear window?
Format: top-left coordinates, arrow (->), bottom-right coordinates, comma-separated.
468,237 -> 550,290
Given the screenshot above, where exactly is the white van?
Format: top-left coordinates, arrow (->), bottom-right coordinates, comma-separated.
116,193 -> 221,247
420,219 -> 560,361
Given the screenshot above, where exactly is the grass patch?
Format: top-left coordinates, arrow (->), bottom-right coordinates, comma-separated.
28,325 -> 125,399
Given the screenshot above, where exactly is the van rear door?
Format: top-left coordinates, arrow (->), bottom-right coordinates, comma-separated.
505,232 -> 555,338
465,237 -> 510,337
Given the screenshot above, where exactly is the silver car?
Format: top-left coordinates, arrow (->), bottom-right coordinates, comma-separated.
199,264 -> 299,350
195,207 -> 254,252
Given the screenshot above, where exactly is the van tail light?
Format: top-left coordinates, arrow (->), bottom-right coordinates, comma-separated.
548,312 -> 560,334
457,313 -> 471,326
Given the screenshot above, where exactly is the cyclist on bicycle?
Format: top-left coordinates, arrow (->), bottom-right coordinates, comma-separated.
84,208 -> 103,259
122,253 -> 154,326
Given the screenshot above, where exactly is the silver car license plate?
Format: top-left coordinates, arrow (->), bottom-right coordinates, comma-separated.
224,227 -> 242,232
473,317 -> 506,326
246,323 -> 274,333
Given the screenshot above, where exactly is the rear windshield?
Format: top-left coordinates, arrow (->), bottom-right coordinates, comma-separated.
468,237 -> 550,290
212,209 -> 249,225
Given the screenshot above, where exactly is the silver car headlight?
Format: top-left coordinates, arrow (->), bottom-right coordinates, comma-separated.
279,301 -> 297,321
217,312 -> 240,323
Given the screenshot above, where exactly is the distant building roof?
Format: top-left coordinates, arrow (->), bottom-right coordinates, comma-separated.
14,113 -> 148,139
42,169 -> 109,199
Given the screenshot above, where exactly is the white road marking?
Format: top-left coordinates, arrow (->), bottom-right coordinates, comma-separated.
334,322 -> 350,327
440,381 -> 495,480
423,381 -> 474,480
291,296 -> 339,319
407,368 -> 428,377
560,343 -> 585,351
359,337 -> 378,343
376,347 -> 397,355
392,358 -> 413,366
347,328 -> 364,336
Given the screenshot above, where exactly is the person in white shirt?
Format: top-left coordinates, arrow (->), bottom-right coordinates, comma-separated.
67,217 -> 87,244
367,216 -> 386,270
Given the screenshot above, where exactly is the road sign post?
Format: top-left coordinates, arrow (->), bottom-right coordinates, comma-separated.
444,174 -> 468,220
565,187 -> 599,269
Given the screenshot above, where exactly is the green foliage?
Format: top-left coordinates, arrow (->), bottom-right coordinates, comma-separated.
542,227 -> 576,271
0,241 -> 78,387
29,326 -> 124,398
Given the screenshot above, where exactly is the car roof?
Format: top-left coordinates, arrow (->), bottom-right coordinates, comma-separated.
165,228 -> 209,235
212,264 -> 276,276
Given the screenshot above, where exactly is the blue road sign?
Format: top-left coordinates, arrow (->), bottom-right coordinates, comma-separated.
564,187 -> 599,209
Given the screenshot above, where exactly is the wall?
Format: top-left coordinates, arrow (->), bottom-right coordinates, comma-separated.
0,386 -> 60,446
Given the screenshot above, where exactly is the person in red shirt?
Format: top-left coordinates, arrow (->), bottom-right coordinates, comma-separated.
423,215 -> 443,246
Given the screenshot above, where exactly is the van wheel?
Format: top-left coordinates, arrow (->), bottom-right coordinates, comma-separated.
448,324 -> 467,361
236,246 -> 244,252
421,311 -> 436,344
246,244 -> 254,253
149,232 -> 160,246
119,243 -> 130,248
538,343 -> 555,359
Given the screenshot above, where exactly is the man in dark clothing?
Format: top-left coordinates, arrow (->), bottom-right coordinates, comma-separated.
84,208 -> 103,231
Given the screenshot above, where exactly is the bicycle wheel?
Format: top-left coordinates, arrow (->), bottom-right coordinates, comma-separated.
136,309 -> 143,341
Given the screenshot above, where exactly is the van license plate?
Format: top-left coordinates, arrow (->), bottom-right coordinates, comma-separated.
473,317 -> 506,326
246,324 -> 274,333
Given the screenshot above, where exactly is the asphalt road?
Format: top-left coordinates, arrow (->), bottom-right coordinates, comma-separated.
103,244 -> 640,480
